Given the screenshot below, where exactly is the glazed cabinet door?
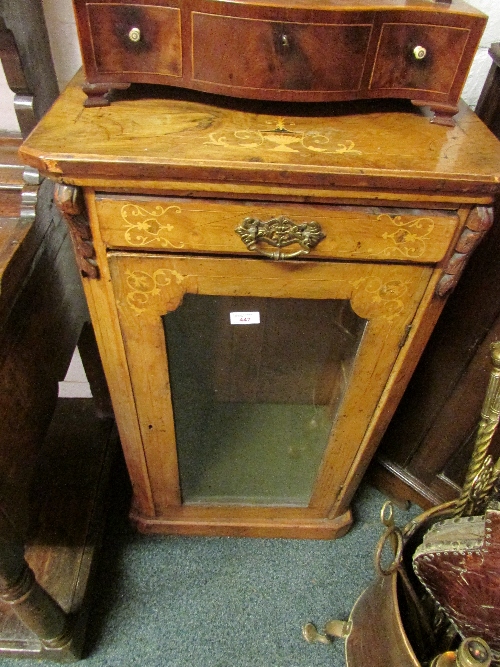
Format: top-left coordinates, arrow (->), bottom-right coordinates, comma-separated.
107,252 -> 431,537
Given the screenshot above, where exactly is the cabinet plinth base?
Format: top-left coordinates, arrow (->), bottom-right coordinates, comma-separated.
129,508 -> 353,540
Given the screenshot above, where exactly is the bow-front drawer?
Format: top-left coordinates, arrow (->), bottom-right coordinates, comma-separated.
95,195 -> 459,263
73,0 -> 486,123
85,3 -> 182,78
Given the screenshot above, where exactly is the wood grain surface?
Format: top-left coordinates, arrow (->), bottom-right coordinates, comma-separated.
20,72 -> 500,198
19,71 -> 500,538
71,0 -> 486,117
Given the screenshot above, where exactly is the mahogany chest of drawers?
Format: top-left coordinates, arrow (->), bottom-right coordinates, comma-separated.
72,0 -> 486,124
19,75 -> 500,538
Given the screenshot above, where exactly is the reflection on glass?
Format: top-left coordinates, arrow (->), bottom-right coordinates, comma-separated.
163,295 -> 366,507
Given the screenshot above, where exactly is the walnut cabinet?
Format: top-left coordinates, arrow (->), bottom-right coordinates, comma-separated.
19,76 -> 500,538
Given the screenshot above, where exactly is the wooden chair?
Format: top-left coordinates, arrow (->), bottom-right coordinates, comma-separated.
0,4 -> 114,659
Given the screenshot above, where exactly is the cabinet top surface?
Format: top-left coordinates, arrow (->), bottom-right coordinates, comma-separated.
20,75 -> 500,196
73,0 -> 485,14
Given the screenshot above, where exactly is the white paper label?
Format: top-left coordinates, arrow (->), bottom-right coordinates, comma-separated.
230,311 -> 260,325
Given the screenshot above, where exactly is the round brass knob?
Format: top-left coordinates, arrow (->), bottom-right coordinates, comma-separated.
281,34 -> 290,48
128,27 -> 141,43
413,45 -> 427,60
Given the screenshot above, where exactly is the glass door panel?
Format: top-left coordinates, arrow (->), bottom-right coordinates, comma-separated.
163,295 -> 366,506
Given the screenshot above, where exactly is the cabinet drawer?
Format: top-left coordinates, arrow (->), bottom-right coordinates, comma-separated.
74,0 -> 486,116
192,14 -> 372,93
96,196 -> 458,263
370,23 -> 471,95
87,3 -> 182,77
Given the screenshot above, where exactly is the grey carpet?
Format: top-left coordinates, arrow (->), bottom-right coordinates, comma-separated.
3,471 -> 419,667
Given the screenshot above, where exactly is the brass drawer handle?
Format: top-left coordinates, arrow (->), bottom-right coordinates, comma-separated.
128,27 -> 141,43
413,45 -> 427,60
235,215 -> 325,260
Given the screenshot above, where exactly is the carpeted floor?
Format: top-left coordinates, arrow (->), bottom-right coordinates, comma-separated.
2,452 -> 419,667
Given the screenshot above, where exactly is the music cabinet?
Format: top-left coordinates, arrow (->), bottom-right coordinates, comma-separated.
19,75 -> 500,539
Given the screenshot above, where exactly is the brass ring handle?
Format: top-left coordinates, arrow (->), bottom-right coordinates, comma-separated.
374,525 -> 404,576
380,500 -> 394,528
235,215 -> 326,260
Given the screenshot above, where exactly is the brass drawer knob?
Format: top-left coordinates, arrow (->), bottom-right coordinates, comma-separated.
235,215 -> 325,260
128,27 -> 141,43
413,45 -> 427,60
281,34 -> 290,48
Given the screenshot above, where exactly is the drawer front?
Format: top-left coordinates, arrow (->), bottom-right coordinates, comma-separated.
96,196 -> 458,264
87,3 -> 182,77
370,23 -> 470,94
75,0 -> 485,108
192,13 -> 372,92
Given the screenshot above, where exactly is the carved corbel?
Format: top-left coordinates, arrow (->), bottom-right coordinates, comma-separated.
54,184 -> 99,279
436,206 -> 494,298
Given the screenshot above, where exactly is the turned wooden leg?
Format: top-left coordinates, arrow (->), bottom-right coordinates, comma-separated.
0,507 -> 71,650
81,81 -> 131,108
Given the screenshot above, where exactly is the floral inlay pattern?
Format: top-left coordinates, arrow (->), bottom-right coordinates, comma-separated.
204,117 -> 362,156
125,269 -> 186,315
350,277 -> 410,322
339,214 -> 436,259
121,204 -> 185,248
377,214 -> 435,259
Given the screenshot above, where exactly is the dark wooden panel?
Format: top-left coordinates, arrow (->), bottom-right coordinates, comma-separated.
88,3 -> 182,76
71,0 -> 486,120
0,7 -> 114,657
476,43 -> 500,138
0,178 -> 89,532
0,0 -> 59,120
0,399 -> 117,660
371,23 -> 470,94
192,15 -> 371,92
369,45 -> 500,509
